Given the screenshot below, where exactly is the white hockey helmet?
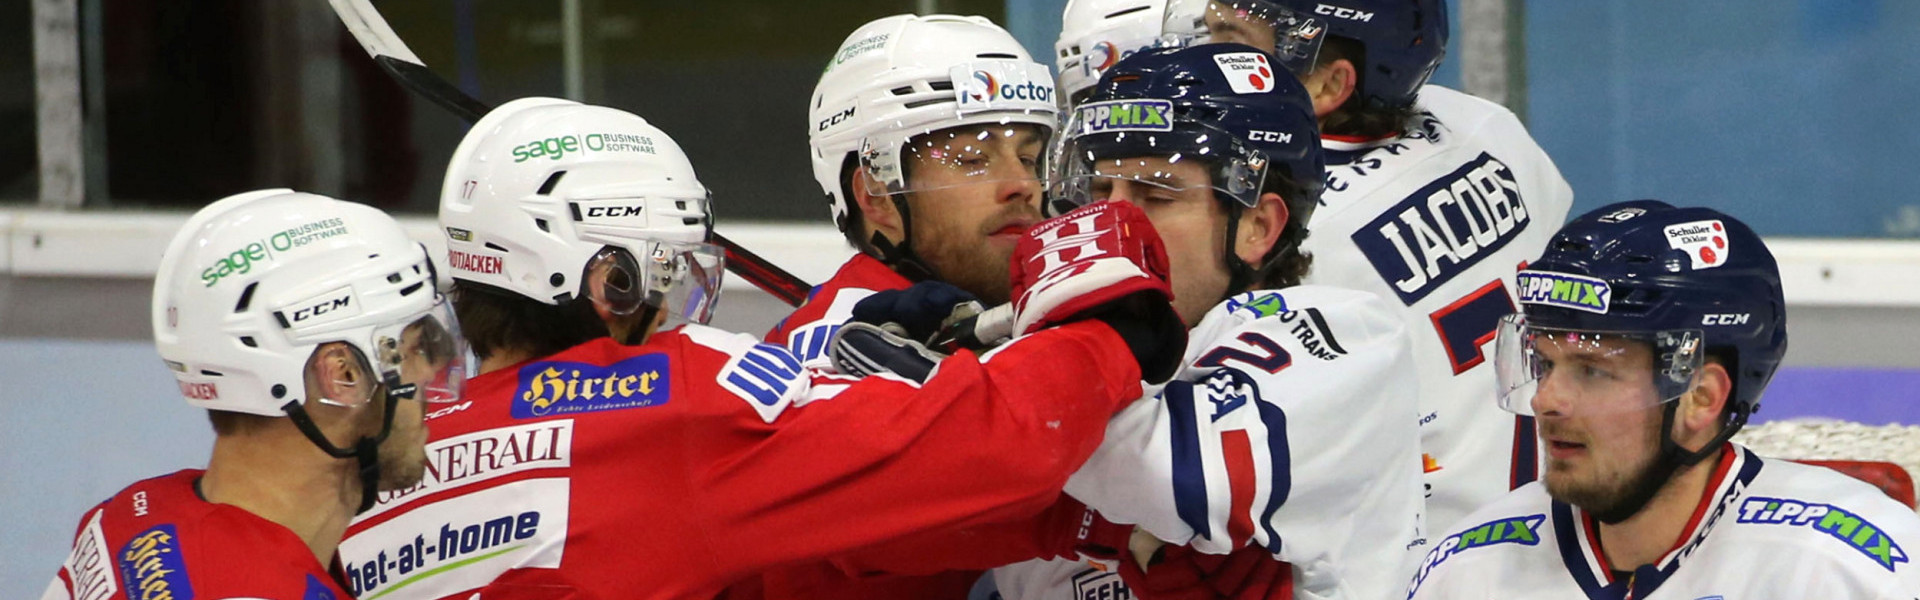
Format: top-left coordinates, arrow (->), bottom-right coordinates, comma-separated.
152,189 -> 469,417
1056,0 -> 1172,105
809,14 -> 1059,236
440,97 -> 723,324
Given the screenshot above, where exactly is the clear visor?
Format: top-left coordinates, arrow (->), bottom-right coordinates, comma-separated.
1163,0 -> 1325,76
860,123 -> 1051,198
1049,103 -> 1271,214
589,244 -> 725,326
1494,314 -> 1706,417
320,297 -> 470,407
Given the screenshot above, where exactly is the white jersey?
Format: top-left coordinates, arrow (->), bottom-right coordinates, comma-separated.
993,286 -> 1427,600
1301,85 -> 1575,533
1409,445 -> 1920,600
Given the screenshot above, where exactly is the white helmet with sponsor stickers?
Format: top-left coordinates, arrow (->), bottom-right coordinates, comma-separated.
440,97 -> 723,324
808,14 -> 1059,236
1056,0 -> 1171,105
152,189 -> 468,417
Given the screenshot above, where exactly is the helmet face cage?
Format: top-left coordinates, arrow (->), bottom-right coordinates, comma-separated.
1050,99 -> 1272,214
856,60 -> 1058,199
356,297 -> 470,406
1162,0 -> 1326,77
1494,314 -> 1706,419
860,122 -> 1053,199
586,243 -> 724,327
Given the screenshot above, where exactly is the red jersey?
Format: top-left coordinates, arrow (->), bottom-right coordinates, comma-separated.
755,255 -> 1094,600
764,254 -> 910,366
44,469 -> 354,600
338,318 -> 1144,600
759,254 -> 968,600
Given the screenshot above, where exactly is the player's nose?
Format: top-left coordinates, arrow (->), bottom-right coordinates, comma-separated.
1531,373 -> 1575,418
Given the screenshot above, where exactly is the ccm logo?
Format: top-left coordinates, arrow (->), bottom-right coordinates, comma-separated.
1316,4 -> 1375,21
817,106 -> 855,131
1249,130 -> 1294,144
1703,313 -> 1751,326
290,296 -> 351,323
585,206 -> 644,218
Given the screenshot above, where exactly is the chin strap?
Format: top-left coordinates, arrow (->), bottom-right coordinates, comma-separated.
868,195 -> 938,283
282,386 -> 401,515
1591,402 -> 1750,524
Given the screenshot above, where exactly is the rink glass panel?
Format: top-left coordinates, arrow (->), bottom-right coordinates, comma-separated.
69,0 -> 999,221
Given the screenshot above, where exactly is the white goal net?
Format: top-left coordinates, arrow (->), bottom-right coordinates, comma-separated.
1734,419 -> 1920,510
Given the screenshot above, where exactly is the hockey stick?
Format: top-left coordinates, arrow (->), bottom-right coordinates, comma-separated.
327,0 -> 813,306
928,303 -> 1015,352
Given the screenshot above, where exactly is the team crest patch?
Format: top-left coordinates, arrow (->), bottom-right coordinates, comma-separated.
1737,496 -> 1909,572
1223,292 -> 1287,319
1515,271 -> 1610,314
119,524 -> 195,600
513,354 -> 669,419
1074,99 -> 1176,136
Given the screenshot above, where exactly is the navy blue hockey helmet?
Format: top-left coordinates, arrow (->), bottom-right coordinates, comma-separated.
1195,0 -> 1448,112
1495,200 -> 1788,428
1052,43 -> 1325,289
1055,43 -> 1324,216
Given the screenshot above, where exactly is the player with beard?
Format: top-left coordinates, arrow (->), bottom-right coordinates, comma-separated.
42,190 -> 467,600
337,97 -> 1186,600
745,16 -> 1064,599
769,14 -> 1055,367
1080,0 -> 1576,534
1408,201 -> 1920,599
802,44 -> 1426,600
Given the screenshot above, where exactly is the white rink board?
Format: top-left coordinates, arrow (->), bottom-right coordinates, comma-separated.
0,210 -> 855,293
1,210 -> 1912,307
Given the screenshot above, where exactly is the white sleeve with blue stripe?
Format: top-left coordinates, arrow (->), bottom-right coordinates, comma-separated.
1061,286 -> 1429,600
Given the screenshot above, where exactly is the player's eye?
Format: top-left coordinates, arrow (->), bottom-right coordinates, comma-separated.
1582,365 -> 1613,381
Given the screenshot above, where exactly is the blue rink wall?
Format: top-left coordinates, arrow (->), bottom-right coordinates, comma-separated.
1007,0 -> 1920,239
2,337 -> 1915,595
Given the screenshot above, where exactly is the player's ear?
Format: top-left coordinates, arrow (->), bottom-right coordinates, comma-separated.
851,169 -> 905,243
307,343 -> 363,400
1233,192 -> 1289,267
1675,360 -> 1733,451
1304,58 -> 1356,118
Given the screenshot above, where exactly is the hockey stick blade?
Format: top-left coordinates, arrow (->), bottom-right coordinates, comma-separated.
326,0 -> 813,306
373,56 -> 489,122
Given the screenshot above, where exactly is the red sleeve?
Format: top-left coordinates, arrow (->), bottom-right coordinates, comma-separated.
823,495 -> 1126,576
692,320 -> 1144,572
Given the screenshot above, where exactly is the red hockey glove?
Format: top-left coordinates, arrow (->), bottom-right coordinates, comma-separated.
1008,200 -> 1185,383
1117,542 -> 1293,600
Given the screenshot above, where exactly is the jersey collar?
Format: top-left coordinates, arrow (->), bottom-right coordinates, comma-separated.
1320,133 -> 1404,168
1551,444 -> 1765,600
